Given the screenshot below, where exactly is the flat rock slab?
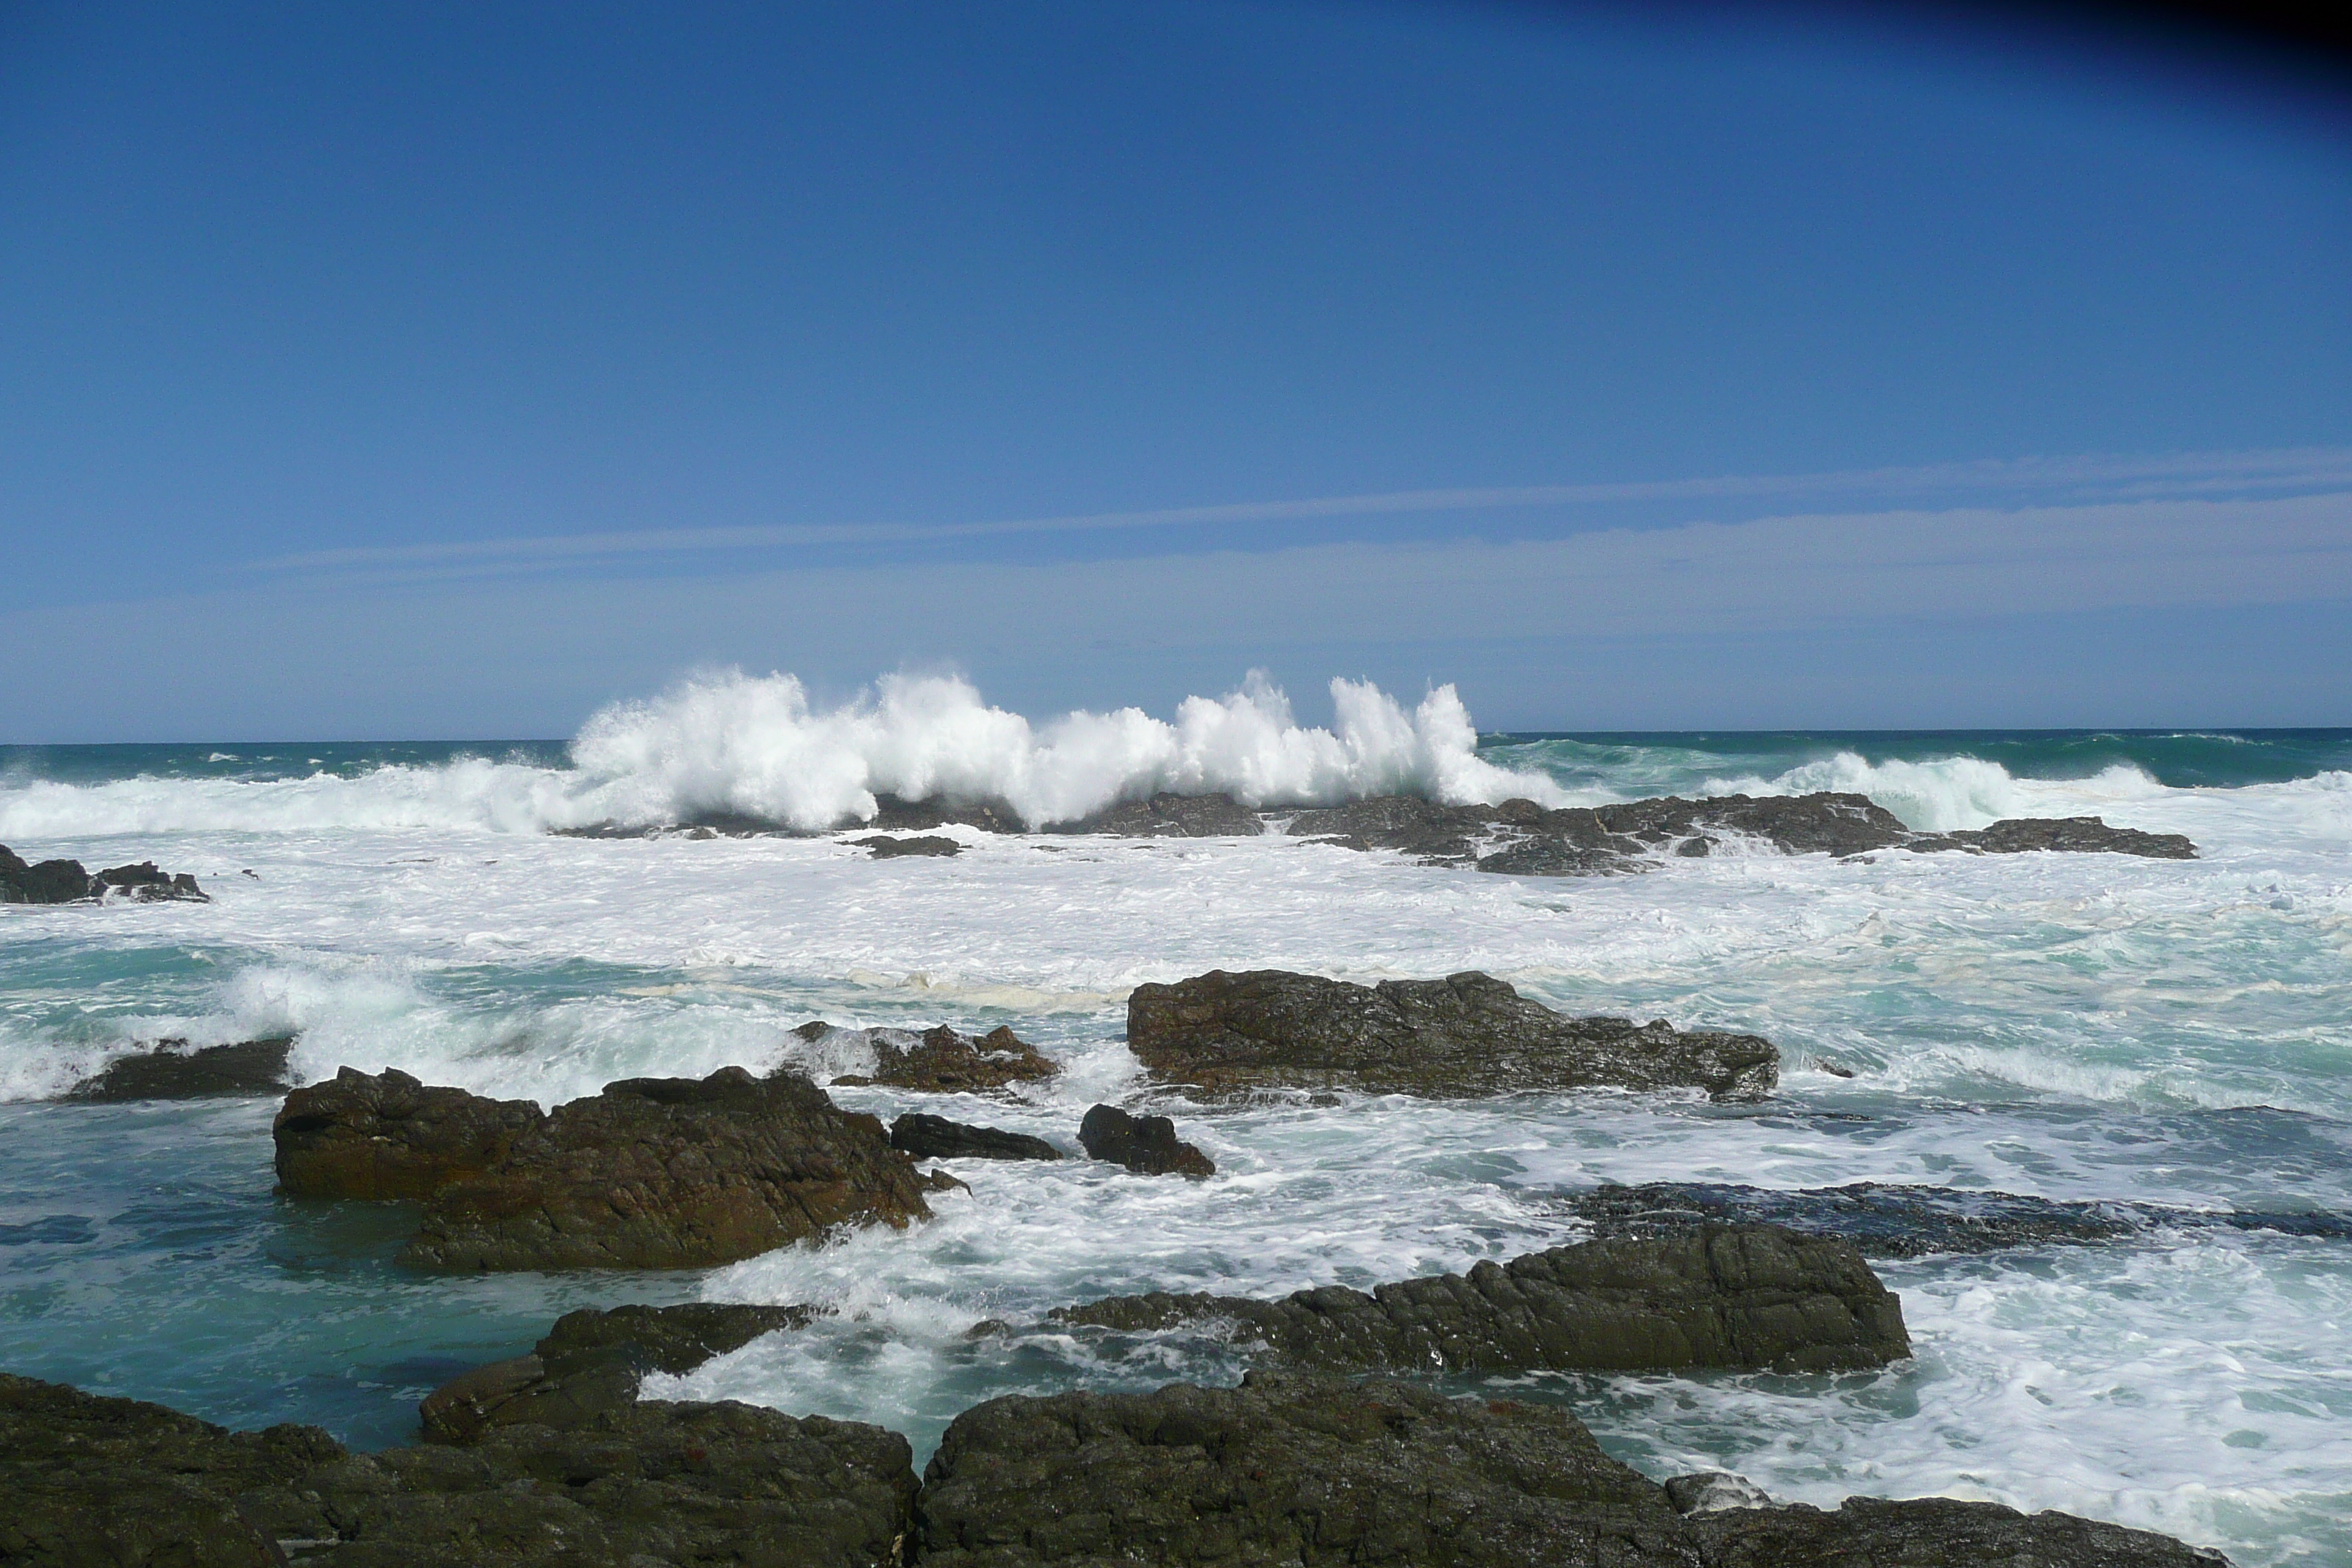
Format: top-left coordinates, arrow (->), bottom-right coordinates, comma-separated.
1128,969 -> 1779,1100
404,1066 -> 930,1270
818,1022 -> 1062,1092
1054,1224 -> 1910,1374
892,1113 -> 1063,1162
1684,1496 -> 2231,1567
1077,1104 -> 1215,1177
275,1066 -> 546,1201
66,1036 -> 295,1101
853,834 -> 962,857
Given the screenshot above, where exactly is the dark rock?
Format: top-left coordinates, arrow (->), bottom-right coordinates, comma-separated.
890,1113 -> 1063,1162
254,1399 -> 918,1568
853,834 -> 962,858
67,1036 -> 295,1101
818,1022 -> 1061,1092
1076,1104 -> 1215,1178
1052,791 -> 1265,837
1665,1471 -> 1776,1514
1054,1224 -> 1910,1374
1684,1494 -> 2231,1565
1127,969 -> 1779,1101
95,860 -> 211,901
1284,794 -> 1505,862
0,1370 -> 344,1566
274,1067 -> 546,1201
868,794 -> 1025,834
916,1369 -> 1700,1568
404,1067 -> 931,1270
1906,815 -> 2198,859
0,845 -> 97,905
421,1302 -> 818,1444
1559,1179 -> 2352,1256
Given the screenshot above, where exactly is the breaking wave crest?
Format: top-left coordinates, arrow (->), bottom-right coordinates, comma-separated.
1704,753 -> 2168,832
0,671 -> 1568,840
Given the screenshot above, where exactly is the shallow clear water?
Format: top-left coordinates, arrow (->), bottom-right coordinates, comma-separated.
2,694 -> 2348,1565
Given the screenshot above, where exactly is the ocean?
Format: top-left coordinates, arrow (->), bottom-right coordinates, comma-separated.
2,674 -> 2348,1565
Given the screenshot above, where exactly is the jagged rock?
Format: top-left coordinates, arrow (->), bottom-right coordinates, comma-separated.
818,1022 -> 1061,1092
916,1370 -> 1700,1568
421,1302 -> 817,1443
1053,1224 -> 1910,1374
1127,969 -> 1779,1100
95,860 -> 209,901
1286,794 -> 1506,862
0,844 -> 97,904
890,1113 -> 1062,1162
248,1400 -> 918,1568
853,834 -> 962,857
1559,1179 -> 2352,1255
1053,791 -> 1265,837
1904,815 -> 2198,859
274,1067 -> 546,1201
0,1371 -> 343,1566
1077,1104 -> 1215,1178
404,1067 -> 930,1270
66,1037 -> 295,1101
1684,1495 -> 2231,1565
1666,1472 -> 1776,1514
868,794 -> 1025,834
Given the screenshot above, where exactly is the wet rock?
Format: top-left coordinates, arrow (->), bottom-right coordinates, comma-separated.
1077,1104 -> 1215,1178
820,1022 -> 1062,1092
421,1302 -> 818,1444
1053,791 -> 1265,837
890,1113 -> 1062,1162
853,834 -> 962,857
1284,794 -> 1505,862
916,1369 -> 1700,1568
1666,1471 -> 1776,1514
0,845 -> 97,904
1905,815 -> 2198,859
1127,969 -> 1779,1100
1684,1495 -> 2232,1565
404,1067 -> 931,1270
1054,1224 -> 1910,1374
868,794 -> 1025,834
0,1371 -> 344,1566
258,1399 -> 918,1568
66,1036 -> 295,1101
274,1067 -> 546,1201
95,860 -> 211,901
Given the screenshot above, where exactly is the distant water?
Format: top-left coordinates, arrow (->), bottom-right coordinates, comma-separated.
3,677 -> 2348,1566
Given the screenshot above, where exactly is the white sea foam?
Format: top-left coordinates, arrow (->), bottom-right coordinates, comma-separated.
1702,752 -> 2168,832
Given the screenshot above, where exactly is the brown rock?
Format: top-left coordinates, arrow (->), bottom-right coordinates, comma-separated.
1077,1104 -> 1215,1179
820,1022 -> 1060,1092
274,1066 -> 545,1200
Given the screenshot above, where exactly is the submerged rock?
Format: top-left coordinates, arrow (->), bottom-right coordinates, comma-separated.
918,1371 -> 1696,1568
1126,969 -> 1779,1100
404,1066 -> 930,1270
853,834 -> 962,857
890,1113 -> 1062,1162
1077,1104 -> 1215,1178
274,1067 -> 546,1201
421,1302 -> 818,1444
66,1036 -> 295,1101
819,1022 -> 1061,1092
1054,1224 -> 1910,1374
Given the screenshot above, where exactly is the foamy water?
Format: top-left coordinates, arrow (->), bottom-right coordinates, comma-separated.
2,676 -> 2348,1566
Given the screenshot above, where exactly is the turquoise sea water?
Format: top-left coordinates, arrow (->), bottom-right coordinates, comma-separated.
4,700 -> 2348,1563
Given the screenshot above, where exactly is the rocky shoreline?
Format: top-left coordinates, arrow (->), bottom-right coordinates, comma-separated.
548,787 -> 2198,875
1,843 -> 209,904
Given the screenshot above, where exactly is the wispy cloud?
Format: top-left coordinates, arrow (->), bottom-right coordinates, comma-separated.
243,445 -> 2352,577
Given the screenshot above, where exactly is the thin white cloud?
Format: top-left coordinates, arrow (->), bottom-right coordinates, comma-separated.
240,445 -> 2352,577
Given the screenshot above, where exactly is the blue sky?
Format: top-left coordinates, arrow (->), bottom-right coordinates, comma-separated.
3,1 -> 2348,739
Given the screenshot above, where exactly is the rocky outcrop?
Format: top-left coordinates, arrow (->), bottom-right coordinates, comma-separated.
1,845 -> 208,904
1681,1494 -> 2229,1566
1053,1224 -> 1909,1374
274,1067 -> 546,1201
420,1302 -> 817,1444
918,1370 -> 1696,1568
890,1113 -> 1062,1162
1127,969 -> 1779,1100
867,794 -> 1027,834
404,1067 -> 931,1270
853,834 -> 962,858
65,1036 -> 295,1101
818,1022 -> 1062,1092
1052,791 -> 1265,837
0,1371 -> 342,1566
1077,1104 -> 1215,1178
1280,791 -> 2197,875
